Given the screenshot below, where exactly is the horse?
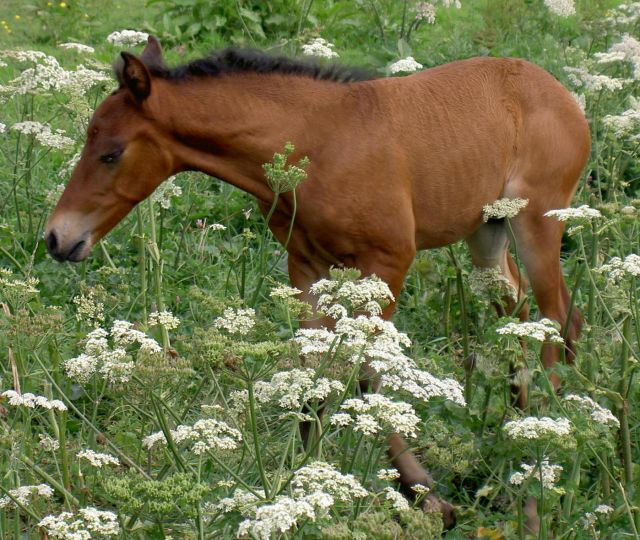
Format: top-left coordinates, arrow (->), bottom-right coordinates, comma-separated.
44,36 -> 590,527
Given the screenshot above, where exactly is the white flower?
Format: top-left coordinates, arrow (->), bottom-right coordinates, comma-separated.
0,484 -> 54,509
603,104 -> 640,135
504,416 -> 572,440
377,468 -> 401,481
77,449 -> 120,468
596,254 -> 640,283
10,121 -> 73,150
468,266 -> 517,303
106,30 -> 149,47
544,0 -> 575,16
415,2 -> 436,23
440,0 -> 462,7
39,507 -> 120,538
595,504 -> 613,515
73,290 -> 105,324
143,418 -> 242,455
563,67 -> 628,92
608,34 -> 640,79
64,354 -> 99,384
496,318 -> 563,343
152,175 -> 182,209
59,42 -> 95,54
571,92 -> 586,114
1,390 -> 67,412
509,458 -> 563,490
237,495 -> 316,540
214,307 -> 256,335
148,310 -> 180,330
389,56 -> 423,74
482,197 -> 529,221
0,122 -> 5,134
39,434 -> 60,452
208,223 -> 226,231
310,274 -> 394,318
270,284 -> 303,299
253,369 -> 344,410
564,394 -> 620,428
383,487 -> 410,511
292,462 -> 368,501
301,38 -> 339,59
544,205 -> 602,222
330,394 -> 420,438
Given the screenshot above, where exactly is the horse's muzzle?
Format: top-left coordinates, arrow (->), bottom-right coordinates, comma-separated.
44,229 -> 90,262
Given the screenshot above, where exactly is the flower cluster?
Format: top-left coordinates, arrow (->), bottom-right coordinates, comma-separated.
143,418 -> 242,455
214,307 -> 256,335
468,266 -> 517,303
383,487 -> 411,511
106,30 -> 149,47
73,290 -> 105,325
148,310 -> 180,330
301,38 -> 339,59
151,176 -> 182,209
596,254 -> 640,283
389,57 -> 424,74
564,394 -> 620,428
291,462 -> 369,502
64,322 -> 163,385
544,0 -> 576,17
603,96 -> 640,135
310,273 -> 394,319
496,318 -> 563,343
377,468 -> 401,481
563,66 -> 628,92
10,121 -> 73,150
77,449 -> 120,468
415,2 -> 437,23
1,390 -> 66,411
38,507 -> 120,539
544,205 -> 602,222
59,42 -> 95,54
331,394 -> 420,438
0,484 -> 54,509
252,368 -> 345,410
270,284 -> 303,299
504,416 -> 572,440
509,458 -> 563,490
482,197 -> 529,221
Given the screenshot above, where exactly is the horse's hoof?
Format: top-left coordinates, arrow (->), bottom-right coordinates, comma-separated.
422,493 -> 456,530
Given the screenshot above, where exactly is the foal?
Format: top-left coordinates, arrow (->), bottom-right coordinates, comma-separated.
45,37 -> 590,525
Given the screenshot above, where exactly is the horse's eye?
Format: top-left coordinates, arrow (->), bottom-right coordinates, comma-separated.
100,150 -> 123,164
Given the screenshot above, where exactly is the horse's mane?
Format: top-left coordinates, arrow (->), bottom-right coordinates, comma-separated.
148,48 -> 374,84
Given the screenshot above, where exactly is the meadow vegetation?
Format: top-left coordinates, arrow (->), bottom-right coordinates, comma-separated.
0,0 -> 639,538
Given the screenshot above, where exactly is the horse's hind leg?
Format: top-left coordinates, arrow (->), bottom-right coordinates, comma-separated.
509,209 -> 583,390
466,222 -> 530,408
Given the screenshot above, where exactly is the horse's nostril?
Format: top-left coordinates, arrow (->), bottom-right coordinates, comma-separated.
45,230 -> 58,253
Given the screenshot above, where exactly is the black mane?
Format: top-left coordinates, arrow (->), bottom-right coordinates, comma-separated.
148,48 -> 373,83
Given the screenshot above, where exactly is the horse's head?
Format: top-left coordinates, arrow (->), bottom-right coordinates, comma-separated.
45,37 -> 174,262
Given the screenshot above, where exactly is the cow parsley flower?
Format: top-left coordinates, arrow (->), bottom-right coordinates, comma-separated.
509,458 -> 563,490
10,121 -> 74,150
504,416 -> 572,440
152,175 -> 182,209
564,394 -> 620,428
270,284 -> 303,299
595,504 -> 613,515
39,507 -> 120,538
301,37 -> 339,59
377,468 -> 401,481
468,266 -> 517,303
383,487 -> 411,511
597,254 -> 640,283
143,418 -> 242,455
415,2 -> 437,23
1,390 -> 67,411
237,495 -> 317,539
148,310 -> 180,330
106,30 -> 149,47
292,462 -> 368,501
0,484 -> 54,509
389,56 -> 423,74
544,0 -> 576,16
482,197 -> 529,221
496,318 -> 563,343
603,99 -> 640,135
563,67 -> 628,92
253,369 -> 344,410
544,205 -> 602,222
0,122 -> 6,134
59,42 -> 95,54
331,394 -> 420,438
77,449 -> 120,468
310,274 -> 394,318
214,307 -> 256,335
608,34 -> 640,79
39,434 -> 60,452
73,290 -> 105,324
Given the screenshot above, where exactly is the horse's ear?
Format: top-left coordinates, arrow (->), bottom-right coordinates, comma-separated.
116,52 -> 151,101
141,35 -> 166,71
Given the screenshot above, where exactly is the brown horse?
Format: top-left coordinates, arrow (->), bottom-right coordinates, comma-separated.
45,37 -> 590,525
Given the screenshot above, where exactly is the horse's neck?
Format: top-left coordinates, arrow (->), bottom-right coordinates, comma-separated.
156,75 -> 347,203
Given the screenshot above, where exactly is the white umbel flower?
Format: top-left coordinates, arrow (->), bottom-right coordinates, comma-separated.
151,176 -> 182,209
10,121 -> 73,150
383,487 -> 411,511
1,390 -> 66,411
509,458 -> 563,490
59,42 -> 95,54
482,197 -> 529,221
39,507 -> 120,538
0,484 -> 54,509
143,418 -> 242,455
389,56 -> 423,74
597,254 -> 640,283
301,38 -> 339,59
214,307 -> 256,335
544,205 -> 602,222
148,310 -> 180,330
106,30 -> 149,47
564,394 -> 620,428
77,449 -> 120,468
504,416 -> 572,440
544,0 -> 575,16
496,318 -> 563,343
